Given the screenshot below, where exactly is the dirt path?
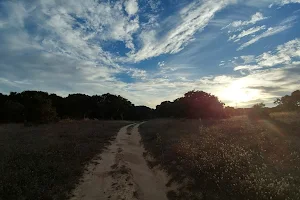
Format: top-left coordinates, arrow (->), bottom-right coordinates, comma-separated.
71,123 -> 169,200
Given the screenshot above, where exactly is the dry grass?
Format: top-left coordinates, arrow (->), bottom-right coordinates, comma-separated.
0,120 -> 131,200
139,114 -> 300,200
270,112 -> 300,124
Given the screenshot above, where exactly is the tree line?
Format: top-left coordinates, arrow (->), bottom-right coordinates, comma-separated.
0,91 -> 154,123
0,90 -> 299,124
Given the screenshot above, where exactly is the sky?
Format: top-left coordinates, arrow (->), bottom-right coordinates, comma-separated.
0,0 -> 299,108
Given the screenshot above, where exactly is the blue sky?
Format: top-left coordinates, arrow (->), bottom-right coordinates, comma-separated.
0,0 -> 299,108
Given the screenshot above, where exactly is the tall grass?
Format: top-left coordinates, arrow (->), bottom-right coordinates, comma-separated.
140,115 -> 300,200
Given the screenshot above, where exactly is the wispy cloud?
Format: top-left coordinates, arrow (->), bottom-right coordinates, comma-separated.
275,0 -> 300,6
223,12 -> 267,31
237,25 -> 292,50
235,15 -> 298,50
235,38 -> 300,71
129,0 -> 235,62
228,25 -> 266,42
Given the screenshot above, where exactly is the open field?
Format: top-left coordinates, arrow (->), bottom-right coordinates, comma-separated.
139,113 -> 300,200
0,120 -> 131,200
270,112 -> 300,124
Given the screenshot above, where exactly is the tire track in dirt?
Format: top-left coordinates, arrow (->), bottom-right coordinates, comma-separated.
71,123 -> 168,200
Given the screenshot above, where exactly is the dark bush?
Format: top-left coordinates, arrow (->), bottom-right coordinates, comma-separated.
24,94 -> 57,124
0,100 -> 25,122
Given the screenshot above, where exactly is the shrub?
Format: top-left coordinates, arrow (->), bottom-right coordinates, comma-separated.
248,103 -> 270,120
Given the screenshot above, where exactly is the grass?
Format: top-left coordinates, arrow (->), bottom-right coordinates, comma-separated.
270,111 -> 300,124
139,114 -> 300,200
0,120 -> 131,200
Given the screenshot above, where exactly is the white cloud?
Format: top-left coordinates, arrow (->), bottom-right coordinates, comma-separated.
277,0 -> 300,6
0,0 -> 142,89
235,38 -> 300,71
124,0 -> 139,16
158,61 -> 165,67
229,25 -> 266,42
238,25 -> 291,50
241,55 -> 256,64
234,65 -> 261,71
128,68 -> 147,79
257,38 -> 300,66
237,15 -> 297,50
44,0 -> 139,52
129,0 -> 234,62
224,12 -> 267,30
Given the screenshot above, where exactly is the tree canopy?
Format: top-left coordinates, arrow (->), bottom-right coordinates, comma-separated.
156,90 -> 225,119
1,89 -> 299,124
275,90 -> 300,111
0,91 -> 154,123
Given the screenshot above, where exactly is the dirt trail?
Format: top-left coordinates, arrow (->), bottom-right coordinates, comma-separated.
71,123 -> 169,200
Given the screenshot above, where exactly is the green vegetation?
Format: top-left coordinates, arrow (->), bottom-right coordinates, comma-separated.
140,114 -> 300,200
0,120 -> 130,199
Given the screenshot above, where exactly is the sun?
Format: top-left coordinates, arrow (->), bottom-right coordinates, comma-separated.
220,80 -> 259,106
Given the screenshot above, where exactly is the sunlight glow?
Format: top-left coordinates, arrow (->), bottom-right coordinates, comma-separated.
220,80 -> 259,106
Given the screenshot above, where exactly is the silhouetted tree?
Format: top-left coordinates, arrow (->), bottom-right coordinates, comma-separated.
156,101 -> 174,118
4,89 -> 298,124
275,90 -> 300,111
1,100 -> 24,122
0,91 -> 156,123
63,94 -> 91,119
99,94 -> 133,120
23,94 -> 57,124
128,106 -> 155,120
156,91 -> 225,119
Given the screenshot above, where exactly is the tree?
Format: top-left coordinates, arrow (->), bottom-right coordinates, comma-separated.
248,103 -> 269,120
128,106 -> 155,120
274,90 -> 300,111
24,94 -> 57,123
156,101 -> 174,118
64,94 -> 91,119
181,91 -> 225,119
1,100 -> 25,122
99,94 -> 133,120
156,91 -> 225,119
